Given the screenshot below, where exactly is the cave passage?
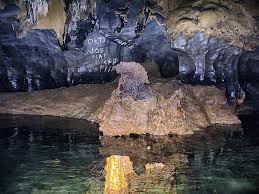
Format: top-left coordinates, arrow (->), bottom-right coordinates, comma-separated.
0,0 -> 259,193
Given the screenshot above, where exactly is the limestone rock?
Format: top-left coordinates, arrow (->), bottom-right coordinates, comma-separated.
192,86 -> 241,125
17,0 -> 66,43
96,62 -> 157,136
164,0 -> 257,49
95,62 -> 240,136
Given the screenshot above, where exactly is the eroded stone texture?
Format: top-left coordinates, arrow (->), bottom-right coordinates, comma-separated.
238,47 -> 259,112
174,32 -> 246,103
164,0 -> 256,50
94,62 -> 240,136
16,0 -> 66,42
0,4 -> 119,92
160,0 -> 258,103
0,0 -> 258,111
0,83 -> 116,119
63,0 -> 96,49
95,62 -> 157,136
36,0 -> 66,43
0,8 -> 69,92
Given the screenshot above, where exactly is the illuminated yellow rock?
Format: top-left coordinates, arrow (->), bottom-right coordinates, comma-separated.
104,155 -> 134,194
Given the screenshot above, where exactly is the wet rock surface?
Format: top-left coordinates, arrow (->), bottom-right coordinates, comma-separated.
0,62 -> 240,136
94,62 -> 240,136
174,32 -> 245,104
0,0 -> 258,109
164,0 -> 257,49
238,47 -> 259,112
0,82 -> 116,119
0,5 -> 68,92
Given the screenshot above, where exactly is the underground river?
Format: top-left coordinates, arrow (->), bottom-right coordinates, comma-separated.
0,113 -> 258,194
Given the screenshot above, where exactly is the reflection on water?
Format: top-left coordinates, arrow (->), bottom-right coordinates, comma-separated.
0,114 -> 258,193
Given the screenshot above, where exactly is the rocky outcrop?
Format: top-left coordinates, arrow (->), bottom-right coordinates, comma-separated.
93,62 -> 158,135
0,83 -> 116,119
0,62 -> 240,136
238,47 -> 259,112
94,62 -> 240,136
104,155 -> 132,194
0,0 -> 258,110
163,0 -> 257,50
174,32 -> 246,103
0,7 -> 68,92
0,4 -> 117,92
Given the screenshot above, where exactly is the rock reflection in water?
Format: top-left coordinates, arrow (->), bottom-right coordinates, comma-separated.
0,114 -> 258,194
100,127 -> 258,194
100,128 -> 230,165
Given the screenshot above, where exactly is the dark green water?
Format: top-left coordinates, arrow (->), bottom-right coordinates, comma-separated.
0,114 -> 258,194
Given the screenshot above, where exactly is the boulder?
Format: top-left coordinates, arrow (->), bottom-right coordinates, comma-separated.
94,62 -> 240,136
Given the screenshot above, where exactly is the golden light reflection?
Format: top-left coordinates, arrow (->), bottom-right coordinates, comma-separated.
104,155 -> 132,194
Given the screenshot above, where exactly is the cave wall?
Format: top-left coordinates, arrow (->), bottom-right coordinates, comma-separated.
0,0 -> 258,106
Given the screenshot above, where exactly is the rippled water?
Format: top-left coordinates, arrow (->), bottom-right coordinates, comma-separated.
0,114 -> 258,194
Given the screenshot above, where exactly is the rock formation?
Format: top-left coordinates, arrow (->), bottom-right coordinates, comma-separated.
0,0 -> 258,110
163,0 -> 257,49
93,62 -> 157,136
0,83 -> 116,119
0,9 -> 68,92
94,62 -> 240,136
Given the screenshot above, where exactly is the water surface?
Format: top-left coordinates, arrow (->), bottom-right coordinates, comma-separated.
0,114 -> 258,194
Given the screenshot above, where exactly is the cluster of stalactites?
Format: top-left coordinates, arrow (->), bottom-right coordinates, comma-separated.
24,0 -> 48,26
173,32 -> 245,103
63,0 -> 96,47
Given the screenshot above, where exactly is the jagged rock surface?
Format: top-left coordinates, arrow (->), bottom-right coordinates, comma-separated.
0,4 -> 117,92
164,0 -> 257,49
0,0 -> 258,110
238,47 -> 259,112
0,6 -> 68,92
174,32 -> 245,103
94,62 -> 240,136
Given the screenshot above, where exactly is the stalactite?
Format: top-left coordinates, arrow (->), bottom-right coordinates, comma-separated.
25,0 -> 48,26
